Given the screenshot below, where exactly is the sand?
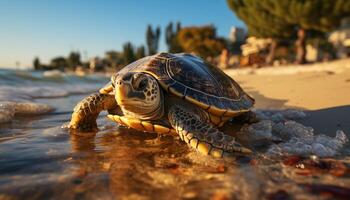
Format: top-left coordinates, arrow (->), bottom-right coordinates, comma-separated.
225,58 -> 350,135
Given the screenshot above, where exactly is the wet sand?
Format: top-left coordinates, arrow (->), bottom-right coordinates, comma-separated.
226,58 -> 350,135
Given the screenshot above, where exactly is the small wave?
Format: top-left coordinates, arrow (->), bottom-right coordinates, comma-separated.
43,70 -> 64,78
0,102 -> 53,123
0,84 -> 104,123
0,69 -> 110,124
0,84 -> 101,101
0,69 -> 109,86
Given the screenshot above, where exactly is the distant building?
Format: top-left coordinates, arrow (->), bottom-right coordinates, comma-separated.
329,17 -> 350,58
239,37 -> 273,67
229,27 -> 246,43
241,37 -> 272,56
89,57 -> 103,71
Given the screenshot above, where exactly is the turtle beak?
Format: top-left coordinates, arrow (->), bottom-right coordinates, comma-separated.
115,83 -> 130,105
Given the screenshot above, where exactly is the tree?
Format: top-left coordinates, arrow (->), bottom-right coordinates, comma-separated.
67,51 -> 81,70
177,25 -> 225,59
105,50 -> 124,68
227,0 -> 350,64
123,42 -> 136,64
33,57 -> 41,70
146,25 -> 161,55
135,45 -> 146,59
50,57 -> 68,71
227,0 -> 294,64
269,0 -> 350,63
165,22 -> 183,53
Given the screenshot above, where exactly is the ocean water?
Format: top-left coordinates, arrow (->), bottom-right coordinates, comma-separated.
0,69 -> 349,200
0,69 -> 107,123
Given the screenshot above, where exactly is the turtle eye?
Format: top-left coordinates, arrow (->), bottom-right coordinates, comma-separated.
137,78 -> 148,90
132,75 -> 148,90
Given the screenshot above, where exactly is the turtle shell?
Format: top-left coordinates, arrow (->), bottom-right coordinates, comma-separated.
114,53 -> 254,117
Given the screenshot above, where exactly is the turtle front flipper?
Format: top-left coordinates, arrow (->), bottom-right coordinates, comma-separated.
69,93 -> 118,131
107,114 -> 177,135
168,105 -> 252,158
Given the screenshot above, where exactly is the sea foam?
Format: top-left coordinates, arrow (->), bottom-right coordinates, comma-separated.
0,84 -> 101,123
0,69 -> 108,124
238,109 -> 348,157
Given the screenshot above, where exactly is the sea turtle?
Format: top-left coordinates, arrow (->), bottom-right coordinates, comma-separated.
69,53 -> 255,157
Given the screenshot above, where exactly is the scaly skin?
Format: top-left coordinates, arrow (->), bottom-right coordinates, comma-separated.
69,93 -> 118,131
168,104 -> 252,158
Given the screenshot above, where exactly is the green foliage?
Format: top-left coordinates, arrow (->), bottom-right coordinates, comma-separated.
226,0 -> 350,63
177,25 -> 225,58
165,22 -> 183,53
226,0 -> 294,39
67,51 -> 81,70
227,0 -> 350,38
146,25 -> 161,55
104,44 -> 145,68
122,42 -> 136,64
263,0 -> 350,32
50,57 -> 68,70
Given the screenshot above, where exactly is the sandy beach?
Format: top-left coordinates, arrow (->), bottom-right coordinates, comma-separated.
226,58 -> 350,135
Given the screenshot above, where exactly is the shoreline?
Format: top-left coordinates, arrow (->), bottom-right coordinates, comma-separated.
226,58 -> 350,110
225,58 -> 350,135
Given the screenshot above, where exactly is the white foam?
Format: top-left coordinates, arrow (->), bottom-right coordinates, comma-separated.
0,101 -> 54,123
0,84 -> 99,101
43,70 -> 64,77
0,69 -> 108,123
0,84 -> 100,123
267,128 -> 348,157
238,110 -> 348,157
0,102 -> 14,123
238,120 -> 273,142
254,109 -> 306,122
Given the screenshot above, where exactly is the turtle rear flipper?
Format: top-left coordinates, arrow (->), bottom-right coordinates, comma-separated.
69,93 -> 118,131
168,105 -> 252,158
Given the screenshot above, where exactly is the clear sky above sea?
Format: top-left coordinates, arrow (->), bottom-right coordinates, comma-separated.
0,0 -> 245,68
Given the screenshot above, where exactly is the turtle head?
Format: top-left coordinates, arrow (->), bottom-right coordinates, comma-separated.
112,72 -> 164,120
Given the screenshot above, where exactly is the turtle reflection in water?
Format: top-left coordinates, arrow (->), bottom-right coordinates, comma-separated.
69,53 -> 256,158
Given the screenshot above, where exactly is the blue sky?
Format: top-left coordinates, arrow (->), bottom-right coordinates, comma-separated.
0,0 -> 245,68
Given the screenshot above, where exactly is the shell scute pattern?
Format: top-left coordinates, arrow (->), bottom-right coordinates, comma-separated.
121,53 -> 254,114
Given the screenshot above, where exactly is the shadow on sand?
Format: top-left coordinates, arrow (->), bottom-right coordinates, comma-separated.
250,89 -> 350,137
297,105 -> 350,136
